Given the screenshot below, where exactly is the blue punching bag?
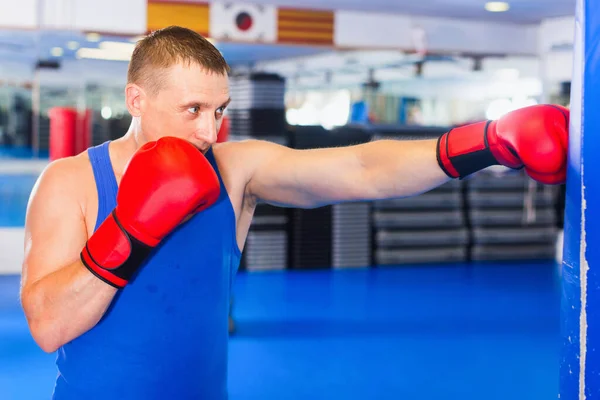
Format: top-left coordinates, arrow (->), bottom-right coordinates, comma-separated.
560,0 -> 600,398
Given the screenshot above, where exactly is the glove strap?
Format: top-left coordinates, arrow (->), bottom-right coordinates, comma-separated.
80,210 -> 154,288
436,120 -> 499,179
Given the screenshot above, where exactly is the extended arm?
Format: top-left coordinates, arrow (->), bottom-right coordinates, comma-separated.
246,138 -> 448,208
246,105 -> 569,208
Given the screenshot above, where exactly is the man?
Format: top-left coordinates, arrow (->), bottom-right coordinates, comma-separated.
20,26 -> 568,399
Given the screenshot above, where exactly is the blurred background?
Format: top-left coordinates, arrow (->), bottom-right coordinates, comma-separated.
0,0 -> 574,399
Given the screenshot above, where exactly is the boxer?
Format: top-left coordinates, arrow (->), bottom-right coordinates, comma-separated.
20,25 -> 568,399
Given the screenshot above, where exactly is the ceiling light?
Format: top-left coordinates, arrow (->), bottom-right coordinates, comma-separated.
99,41 -> 135,53
101,106 -> 112,120
76,48 -> 132,61
86,33 -> 101,42
51,47 -> 63,57
485,2 -> 510,12
67,41 -> 79,50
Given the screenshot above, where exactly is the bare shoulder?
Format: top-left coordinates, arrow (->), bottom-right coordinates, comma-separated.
42,152 -> 93,180
213,139 -> 287,159
31,152 -> 93,203
211,139 -> 290,213
212,139 -> 288,178
26,152 -> 95,229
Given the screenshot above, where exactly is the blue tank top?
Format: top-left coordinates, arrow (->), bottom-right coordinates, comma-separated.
52,141 -> 241,399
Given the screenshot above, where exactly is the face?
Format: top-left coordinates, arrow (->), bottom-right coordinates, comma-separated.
127,62 -> 230,153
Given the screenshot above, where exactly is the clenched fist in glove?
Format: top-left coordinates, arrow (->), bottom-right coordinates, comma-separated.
81,136 -> 221,288
436,104 -> 569,184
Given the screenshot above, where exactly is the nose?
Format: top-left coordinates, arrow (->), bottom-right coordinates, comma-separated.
193,115 -> 219,146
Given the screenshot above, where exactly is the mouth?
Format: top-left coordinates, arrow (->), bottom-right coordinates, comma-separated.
199,145 -> 211,154
189,142 -> 209,154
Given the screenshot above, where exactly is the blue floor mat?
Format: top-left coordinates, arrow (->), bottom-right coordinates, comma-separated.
0,262 -> 560,400
228,263 -> 560,400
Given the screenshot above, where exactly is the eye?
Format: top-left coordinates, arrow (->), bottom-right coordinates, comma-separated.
215,106 -> 226,118
188,106 -> 200,114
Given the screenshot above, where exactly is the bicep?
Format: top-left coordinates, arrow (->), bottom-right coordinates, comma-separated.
21,162 -> 89,289
246,142 -> 370,208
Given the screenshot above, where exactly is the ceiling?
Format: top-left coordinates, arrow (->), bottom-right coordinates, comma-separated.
0,0 -> 576,84
248,0 -> 575,23
0,29 -> 330,67
0,0 -> 577,62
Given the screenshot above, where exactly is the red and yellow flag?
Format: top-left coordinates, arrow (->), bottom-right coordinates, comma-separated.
277,8 -> 334,46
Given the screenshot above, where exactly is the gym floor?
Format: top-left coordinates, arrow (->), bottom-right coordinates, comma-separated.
0,261 -> 560,400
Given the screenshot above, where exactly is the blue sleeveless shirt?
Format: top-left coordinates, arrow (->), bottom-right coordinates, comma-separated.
52,141 -> 241,399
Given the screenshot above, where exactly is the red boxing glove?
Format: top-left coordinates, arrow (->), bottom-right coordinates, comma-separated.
437,104 -> 569,184
81,137 -> 220,288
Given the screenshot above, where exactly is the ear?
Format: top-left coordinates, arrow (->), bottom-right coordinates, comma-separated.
125,83 -> 145,117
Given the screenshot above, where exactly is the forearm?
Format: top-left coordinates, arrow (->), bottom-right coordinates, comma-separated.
358,139 -> 450,199
22,259 -> 117,352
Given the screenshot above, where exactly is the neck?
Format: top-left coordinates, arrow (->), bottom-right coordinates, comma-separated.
120,117 -> 145,149
110,117 -> 145,178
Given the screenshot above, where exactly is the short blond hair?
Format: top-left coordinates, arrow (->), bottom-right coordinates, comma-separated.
127,26 -> 230,95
